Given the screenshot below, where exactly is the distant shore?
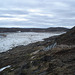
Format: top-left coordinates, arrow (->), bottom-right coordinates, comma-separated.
0,27 -> 69,33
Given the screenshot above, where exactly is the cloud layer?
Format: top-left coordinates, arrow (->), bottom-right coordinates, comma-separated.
0,0 -> 75,28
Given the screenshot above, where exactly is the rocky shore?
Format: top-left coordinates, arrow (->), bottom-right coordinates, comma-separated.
0,27 -> 75,75
0,34 -> 7,38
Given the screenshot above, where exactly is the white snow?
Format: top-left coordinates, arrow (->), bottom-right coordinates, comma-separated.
0,65 -> 11,72
0,32 -> 63,53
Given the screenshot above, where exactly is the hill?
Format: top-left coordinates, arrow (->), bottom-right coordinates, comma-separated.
56,26 -> 75,45
0,27 -> 68,33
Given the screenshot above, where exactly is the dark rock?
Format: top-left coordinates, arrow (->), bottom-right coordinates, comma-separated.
40,56 -> 52,62
32,60 -> 40,66
22,63 -> 31,69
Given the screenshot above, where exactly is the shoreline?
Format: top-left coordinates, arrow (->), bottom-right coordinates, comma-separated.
0,35 -> 56,67
0,32 -> 75,75
0,34 -> 59,54
0,32 -> 64,53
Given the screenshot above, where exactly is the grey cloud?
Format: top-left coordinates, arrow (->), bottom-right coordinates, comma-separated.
0,0 -> 75,28
0,10 -> 29,15
0,15 -> 13,18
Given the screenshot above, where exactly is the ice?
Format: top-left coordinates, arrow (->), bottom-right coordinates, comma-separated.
0,32 -> 63,53
0,65 -> 11,72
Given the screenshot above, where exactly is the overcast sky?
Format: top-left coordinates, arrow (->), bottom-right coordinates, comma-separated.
0,0 -> 75,28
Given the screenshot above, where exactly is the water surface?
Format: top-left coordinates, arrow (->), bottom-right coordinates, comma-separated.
0,32 -> 63,52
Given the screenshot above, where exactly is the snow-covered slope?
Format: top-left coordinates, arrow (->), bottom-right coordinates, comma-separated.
0,32 -> 63,52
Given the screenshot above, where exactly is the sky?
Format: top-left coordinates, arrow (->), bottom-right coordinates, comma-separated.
0,0 -> 75,28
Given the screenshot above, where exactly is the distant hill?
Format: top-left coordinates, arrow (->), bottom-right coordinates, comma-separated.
0,27 -> 68,33
56,26 -> 75,45
47,27 -> 68,32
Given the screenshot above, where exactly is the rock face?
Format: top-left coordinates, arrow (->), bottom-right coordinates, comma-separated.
0,27 -> 75,75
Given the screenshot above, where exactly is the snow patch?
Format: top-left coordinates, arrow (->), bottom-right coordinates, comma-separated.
0,65 -> 11,72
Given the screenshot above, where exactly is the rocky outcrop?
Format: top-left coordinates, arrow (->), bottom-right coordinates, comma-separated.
0,34 -> 7,37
